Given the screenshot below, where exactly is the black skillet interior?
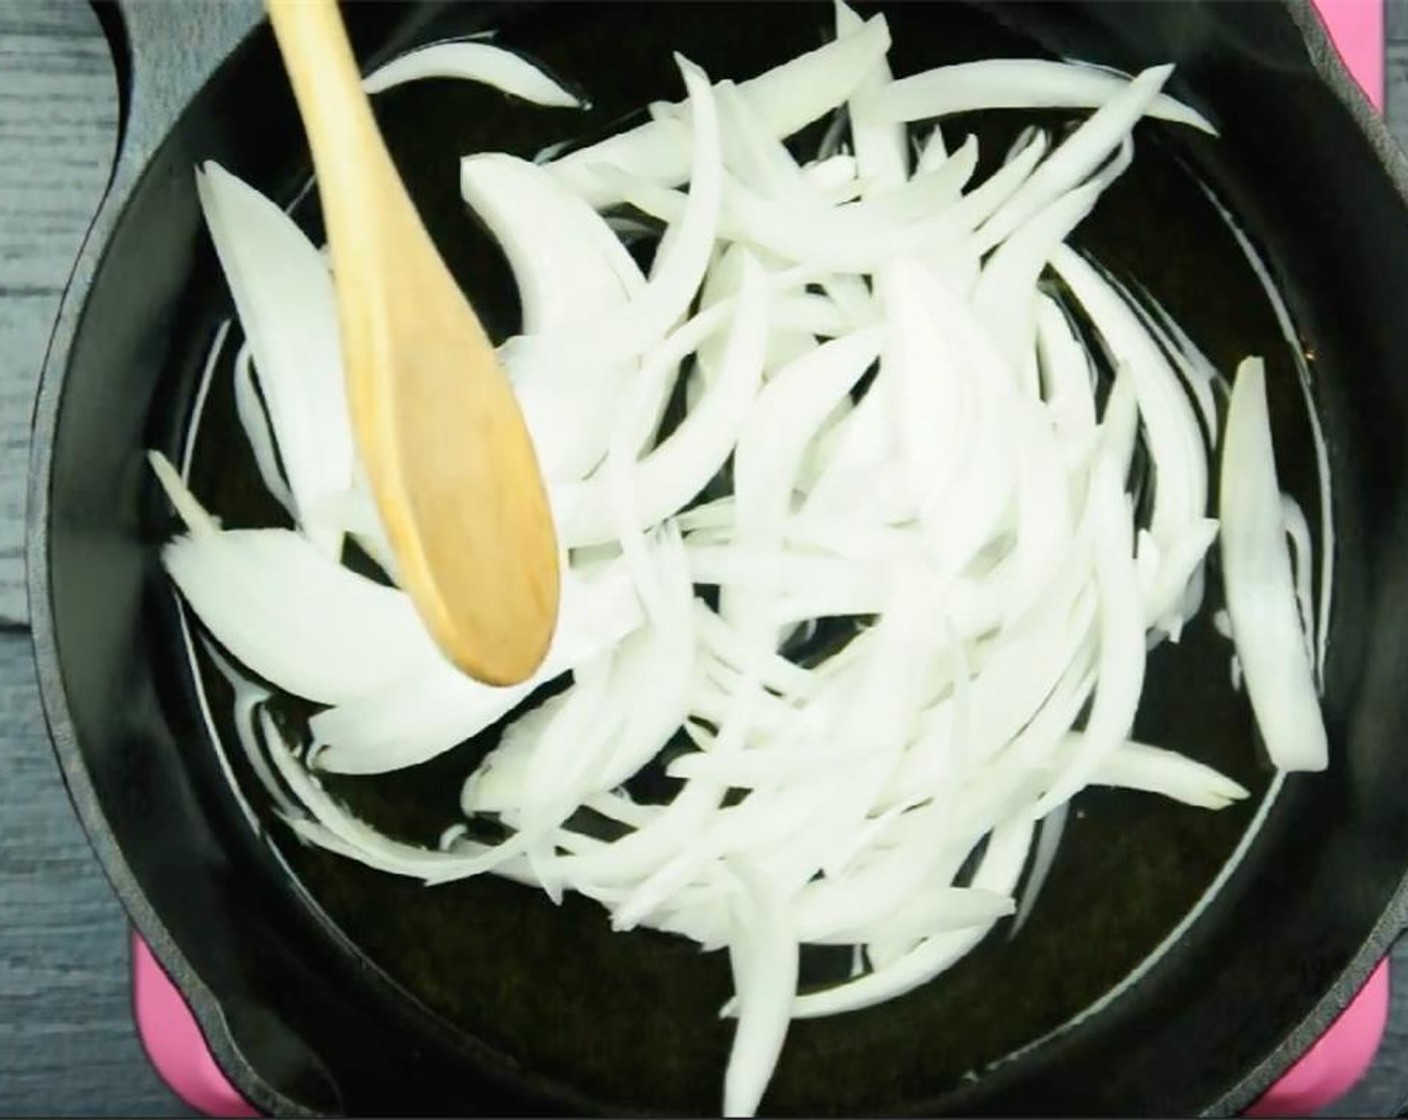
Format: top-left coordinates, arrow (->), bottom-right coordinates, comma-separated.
35,1 -> 1408,1115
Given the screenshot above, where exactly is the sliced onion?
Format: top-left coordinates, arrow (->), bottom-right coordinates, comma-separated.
503,55 -> 725,380
975,65 -> 1176,254
1011,803 -> 1068,936
835,0 -> 908,197
1219,358 -> 1327,772
547,16 -> 892,208
863,58 -> 1215,135
1282,494 -> 1317,669
195,162 -> 353,553
974,180 -> 1102,375
157,477 -> 448,706
1035,294 -> 1098,447
363,40 -> 584,107
723,863 -> 798,1118
263,711 -> 532,883
166,32 -> 1331,1119
782,819 -> 1032,1019
1093,739 -> 1250,809
231,340 -> 294,512
1053,246 -> 1208,551
1032,455 -> 1147,816
552,259 -> 771,547
309,561 -> 645,774
713,80 -> 809,200
1118,280 -> 1224,446
461,153 -> 644,333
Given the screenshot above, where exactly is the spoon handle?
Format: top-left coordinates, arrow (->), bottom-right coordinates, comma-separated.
264,0 -> 403,291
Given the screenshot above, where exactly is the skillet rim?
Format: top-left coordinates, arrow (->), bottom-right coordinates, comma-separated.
26,2 -> 1408,1115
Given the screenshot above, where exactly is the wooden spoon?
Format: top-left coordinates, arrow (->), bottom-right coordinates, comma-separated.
265,0 -> 560,687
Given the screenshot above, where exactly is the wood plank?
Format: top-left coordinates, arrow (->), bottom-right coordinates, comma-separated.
1389,0 -> 1408,45
1390,40 -> 1408,148
0,3 -> 183,1112
0,623 -> 186,1114
0,0 -> 116,627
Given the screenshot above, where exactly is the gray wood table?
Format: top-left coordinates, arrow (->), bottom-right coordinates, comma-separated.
4,1 -> 1408,1115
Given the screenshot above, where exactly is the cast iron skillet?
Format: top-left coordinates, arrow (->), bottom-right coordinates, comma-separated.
29,1 -> 1408,1114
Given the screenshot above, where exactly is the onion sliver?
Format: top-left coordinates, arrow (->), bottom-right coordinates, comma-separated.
547,16 -> 892,208
975,65 -> 1176,254
461,153 -> 644,334
861,58 -> 1215,134
722,863 -> 798,1118
552,260 -> 771,547
835,0 -> 908,198
1032,456 -> 1146,817
504,56 -> 724,381
195,162 -> 353,553
363,40 -> 584,106
1093,739 -> 1251,809
158,487 -> 451,706
1219,358 -> 1328,772
310,562 -> 645,774
781,819 -> 1034,1019
231,340 -> 295,513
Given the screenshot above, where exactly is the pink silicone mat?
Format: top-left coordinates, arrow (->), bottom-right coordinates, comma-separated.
131,2 -> 1388,1115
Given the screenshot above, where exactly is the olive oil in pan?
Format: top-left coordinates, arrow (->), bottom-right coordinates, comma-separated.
167,2 -> 1330,1113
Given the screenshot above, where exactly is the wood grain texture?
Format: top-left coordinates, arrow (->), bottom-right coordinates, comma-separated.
0,0 -> 116,629
1391,0 -> 1408,44
0,616 -> 186,1114
1,1 -> 1407,1116
0,2 -> 185,1113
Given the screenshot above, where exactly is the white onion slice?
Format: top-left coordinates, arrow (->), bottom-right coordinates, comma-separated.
231,340 -> 295,512
1011,803 -> 1068,935
782,819 -> 1033,1019
1219,358 -> 1327,772
310,562 -> 645,774
468,529 -> 699,815
974,181 -> 1102,375
503,56 -> 724,381
975,65 -> 1176,254
1035,295 -> 1098,447
552,259 -> 771,547
363,40 -> 584,107
461,153 -> 644,333
156,470 -> 448,706
547,16 -> 892,208
713,80 -> 808,201
1120,281 -> 1224,446
734,328 -> 884,537
1093,740 -> 1250,809
722,863 -> 798,1118
195,162 -> 353,553
1033,456 -> 1146,816
1282,494 -> 1317,669
835,0 -> 907,197
1053,246 -> 1208,551
801,154 -> 862,200
456,155 -> 648,482
863,58 -> 1215,134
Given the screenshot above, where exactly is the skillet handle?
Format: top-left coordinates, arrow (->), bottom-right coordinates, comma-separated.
90,0 -> 263,184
